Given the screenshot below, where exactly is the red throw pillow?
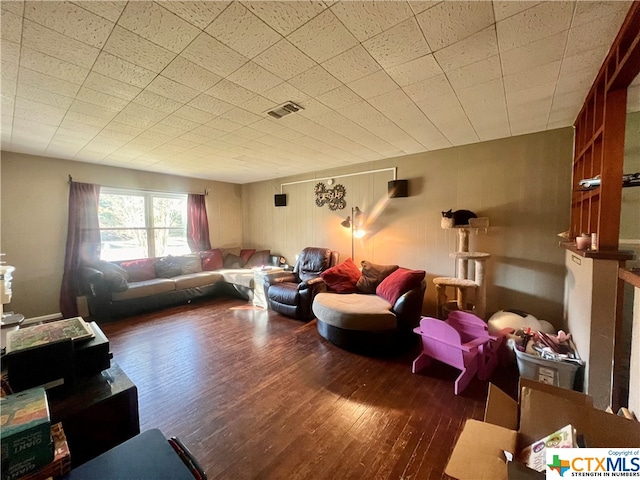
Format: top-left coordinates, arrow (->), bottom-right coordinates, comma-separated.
239,249 -> 256,266
320,258 -> 361,293
120,258 -> 157,282
244,250 -> 271,268
376,268 -> 425,305
201,249 -> 223,271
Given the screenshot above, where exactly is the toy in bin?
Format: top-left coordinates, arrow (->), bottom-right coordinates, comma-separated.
509,328 -> 583,389
519,424 -> 576,472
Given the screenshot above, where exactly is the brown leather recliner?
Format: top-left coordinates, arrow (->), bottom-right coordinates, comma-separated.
265,247 -> 339,320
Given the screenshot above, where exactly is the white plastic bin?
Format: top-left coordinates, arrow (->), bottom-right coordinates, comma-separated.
514,348 -> 581,389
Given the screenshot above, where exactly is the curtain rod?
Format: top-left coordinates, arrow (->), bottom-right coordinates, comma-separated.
68,175 -> 209,196
279,167 -> 397,193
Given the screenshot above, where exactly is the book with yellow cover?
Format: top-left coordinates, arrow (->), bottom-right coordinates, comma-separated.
5,317 -> 94,354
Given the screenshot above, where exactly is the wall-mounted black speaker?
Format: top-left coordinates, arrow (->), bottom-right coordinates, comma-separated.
388,180 -> 408,198
274,194 -> 287,207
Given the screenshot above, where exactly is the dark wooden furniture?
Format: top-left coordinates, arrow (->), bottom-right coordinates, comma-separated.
47,362 -> 140,467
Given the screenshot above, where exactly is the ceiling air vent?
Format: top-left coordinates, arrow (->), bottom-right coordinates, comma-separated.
267,102 -> 303,119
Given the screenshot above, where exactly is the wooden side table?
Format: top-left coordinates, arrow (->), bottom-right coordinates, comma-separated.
47,362 -> 140,467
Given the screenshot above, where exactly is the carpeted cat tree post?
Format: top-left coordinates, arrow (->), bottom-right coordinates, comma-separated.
433,217 -> 490,319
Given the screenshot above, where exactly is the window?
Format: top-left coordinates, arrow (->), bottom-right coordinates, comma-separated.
98,188 -> 189,261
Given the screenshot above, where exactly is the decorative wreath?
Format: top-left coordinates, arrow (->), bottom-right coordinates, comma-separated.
315,182 -> 346,211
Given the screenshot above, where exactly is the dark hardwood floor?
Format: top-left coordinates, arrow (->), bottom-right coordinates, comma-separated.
99,297 -> 519,480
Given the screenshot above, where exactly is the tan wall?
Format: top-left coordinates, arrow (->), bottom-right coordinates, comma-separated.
622,111 -> 640,267
243,127 -> 574,322
0,152 -> 242,318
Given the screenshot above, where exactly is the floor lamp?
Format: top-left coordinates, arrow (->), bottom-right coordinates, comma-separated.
341,207 -> 365,260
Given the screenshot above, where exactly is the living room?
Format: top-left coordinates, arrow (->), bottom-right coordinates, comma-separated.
1,1 -> 640,478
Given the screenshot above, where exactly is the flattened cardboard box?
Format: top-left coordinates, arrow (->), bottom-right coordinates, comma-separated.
445,378 -> 640,480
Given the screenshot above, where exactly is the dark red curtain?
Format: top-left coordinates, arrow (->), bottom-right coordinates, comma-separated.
60,182 -> 101,318
187,194 -> 211,252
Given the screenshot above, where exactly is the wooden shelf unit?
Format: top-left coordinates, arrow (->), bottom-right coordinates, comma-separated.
570,3 -> 640,251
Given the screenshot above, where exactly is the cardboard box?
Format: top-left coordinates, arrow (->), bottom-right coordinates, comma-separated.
445,378 -> 640,480
20,423 -> 71,480
0,387 -> 54,480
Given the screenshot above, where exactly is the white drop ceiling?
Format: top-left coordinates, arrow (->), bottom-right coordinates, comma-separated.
0,1 -> 637,184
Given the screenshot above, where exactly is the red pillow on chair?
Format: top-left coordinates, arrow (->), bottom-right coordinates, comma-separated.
376,268 -> 425,305
320,258 -> 361,293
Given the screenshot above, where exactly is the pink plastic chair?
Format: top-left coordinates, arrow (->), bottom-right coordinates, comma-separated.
412,312 -> 501,394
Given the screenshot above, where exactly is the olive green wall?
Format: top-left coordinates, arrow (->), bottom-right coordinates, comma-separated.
242,127 -> 574,323
0,152 -> 242,318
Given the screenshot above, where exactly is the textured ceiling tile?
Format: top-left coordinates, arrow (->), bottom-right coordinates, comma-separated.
162,56 -> 222,92
403,74 -> 459,112
160,114 -> 201,132
18,67 -> 81,98
227,61 -> 283,94
172,106 -> 215,126
1,40 -> 20,71
220,107 -> 262,126
253,39 -> 315,80
205,2 -> 282,59
330,1 -> 414,42
289,65 -> 341,97
240,95 -> 277,115
112,111 -> 156,130
181,32 -> 248,77
565,13 -> 628,58
1,1 -> 24,16
499,31 -> 567,76
506,82 -> 555,108
386,54 -> 443,87
16,83 -> 75,109
188,94 -> 235,116
133,90 -> 182,114
424,105 -> 479,146
117,103 -> 167,124
146,75 -> 200,104
321,45 -> 380,84
496,2 -> 574,53
93,52 -> 157,89
24,1 -> 114,48
446,54 -> 502,91
262,82 -> 310,105
69,99 -> 119,120
288,10 -> 358,63
504,61 -> 561,94
19,47 -> 90,84
417,0 -> 494,51
408,1 -> 442,15
71,1 -> 126,22
14,97 -> 67,126
317,85 -> 363,109
572,1 -> 631,28
250,118 -> 285,135
205,117 -> 243,133
363,17 -> 431,69
434,26 -> 498,72
22,19 -> 100,69
64,110 -> 111,129
241,1 -> 327,36
492,1 -> 540,22
206,79 -> 256,106
103,26 -> 176,73
84,71 -> 142,101
12,118 -> 57,137
347,70 -> 398,100
157,1 -> 229,29
119,2 -> 200,54
1,10 -> 22,43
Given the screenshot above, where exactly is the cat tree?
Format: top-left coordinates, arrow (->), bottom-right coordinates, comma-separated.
433,218 -> 490,319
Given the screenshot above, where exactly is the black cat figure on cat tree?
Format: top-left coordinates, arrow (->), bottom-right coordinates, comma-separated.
441,209 -> 477,228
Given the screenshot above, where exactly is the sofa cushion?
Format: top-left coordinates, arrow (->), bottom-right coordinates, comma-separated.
320,258 -> 361,293
376,268 -> 425,305
120,258 -> 157,282
220,247 -> 241,259
178,253 -> 203,274
224,254 -> 244,269
174,272 -> 222,290
89,260 -> 129,292
201,249 -> 223,271
155,256 -> 183,278
110,278 -> 175,301
313,293 -> 396,331
239,249 -> 256,265
356,261 -> 398,293
244,249 -> 271,268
